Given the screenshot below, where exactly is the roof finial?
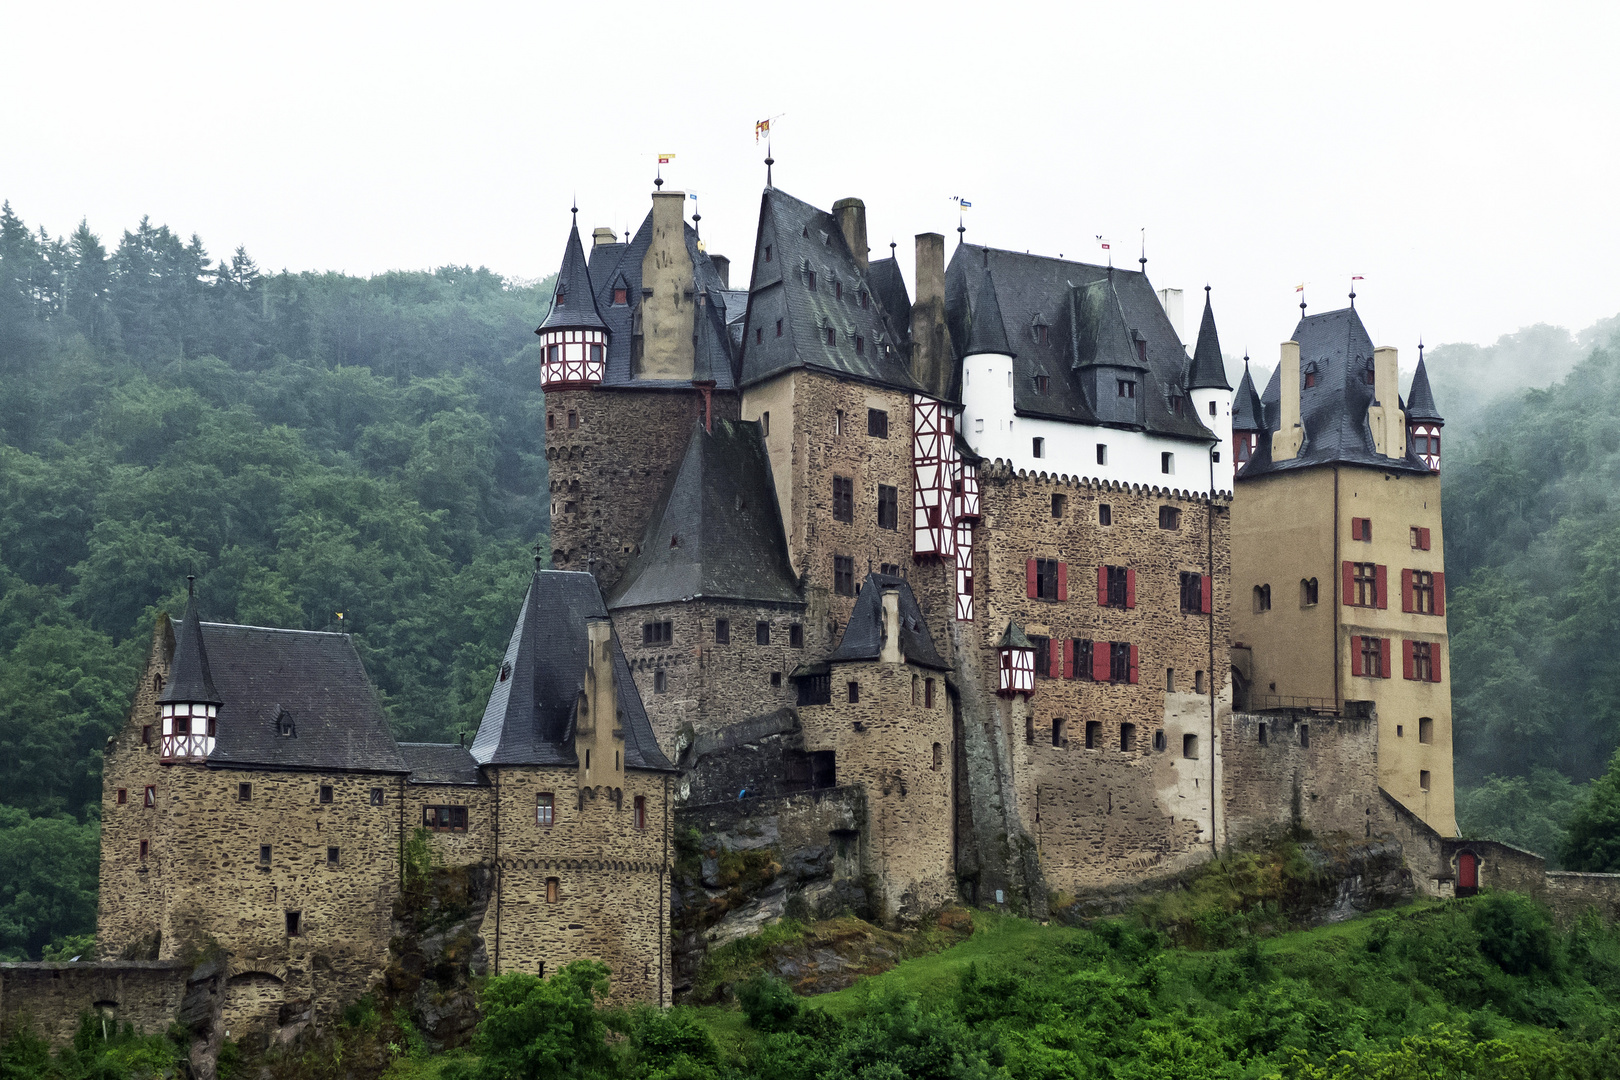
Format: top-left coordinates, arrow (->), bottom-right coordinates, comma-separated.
889,239 -> 897,260
693,212 -> 701,237
1298,285 -> 1307,317
1139,227 -> 1147,273
532,541 -> 544,572
1418,337 -> 1425,362
571,195 -> 578,223
957,213 -> 965,246
187,574 -> 195,598
764,140 -> 774,187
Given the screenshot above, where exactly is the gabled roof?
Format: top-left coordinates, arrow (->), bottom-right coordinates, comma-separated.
826,574 -> 948,671
945,245 -> 1217,442
1405,354 -> 1443,423
159,596 -> 220,705
1187,287 -> 1232,391
538,218 -> 607,333
471,571 -> 673,771
1238,306 -> 1432,479
400,743 -> 487,786
1232,360 -> 1266,432
738,188 -> 922,392
963,268 -> 1013,358
865,257 -> 911,340
198,624 -> 407,773
609,419 -> 800,609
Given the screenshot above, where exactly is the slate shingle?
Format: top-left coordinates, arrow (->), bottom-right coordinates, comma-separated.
826,574 -> 948,671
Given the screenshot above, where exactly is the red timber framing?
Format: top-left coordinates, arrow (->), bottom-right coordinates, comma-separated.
539,327 -> 607,388
914,395 -> 980,620
999,645 -> 1035,697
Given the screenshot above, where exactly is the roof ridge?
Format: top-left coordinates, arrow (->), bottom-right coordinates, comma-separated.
200,622 -> 350,638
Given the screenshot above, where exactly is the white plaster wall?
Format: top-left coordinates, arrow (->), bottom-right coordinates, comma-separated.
961,351 -> 1231,495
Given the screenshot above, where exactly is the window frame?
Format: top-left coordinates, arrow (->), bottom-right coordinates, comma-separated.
877,484 -> 898,530
867,408 -> 889,439
537,792 -> 555,827
832,475 -> 855,523
834,555 -> 856,597
423,805 -> 469,833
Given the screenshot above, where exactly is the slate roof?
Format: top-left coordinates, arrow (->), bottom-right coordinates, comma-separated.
826,574 -> 949,671
197,624 -> 408,774
1405,354 -> 1443,423
471,571 -> 674,772
609,419 -> 800,610
571,208 -> 738,390
737,188 -> 922,393
865,257 -> 911,341
996,621 -> 1034,649
1187,287 -> 1232,391
964,268 -> 1014,358
159,597 -> 220,705
945,245 -> 1218,443
1232,361 -> 1266,432
1238,306 -> 1433,479
538,218 -> 607,333
401,743 -> 487,786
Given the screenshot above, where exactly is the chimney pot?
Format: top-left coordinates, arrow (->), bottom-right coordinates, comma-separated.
592,227 -> 618,248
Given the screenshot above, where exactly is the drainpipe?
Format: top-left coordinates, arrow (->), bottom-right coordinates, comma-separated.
1208,447 -> 1219,851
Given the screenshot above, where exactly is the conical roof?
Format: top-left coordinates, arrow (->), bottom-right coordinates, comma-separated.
159,592 -> 221,705
996,621 -> 1034,649
538,218 -> 607,333
1232,360 -> 1265,432
1405,354 -> 1442,423
1187,287 -> 1231,390
964,269 -> 1014,357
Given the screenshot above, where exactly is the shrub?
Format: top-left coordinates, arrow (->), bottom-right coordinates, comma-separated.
737,973 -> 800,1033
1471,892 -> 1559,977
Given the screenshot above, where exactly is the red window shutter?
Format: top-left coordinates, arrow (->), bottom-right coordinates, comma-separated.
1057,562 -> 1068,602
1350,636 -> 1364,677
1201,574 -> 1212,614
1434,572 -> 1445,615
1401,569 -> 1414,613
1097,566 -> 1108,606
1421,527 -> 1432,551
1351,517 -> 1364,541
1402,639 -> 1415,681
1128,644 -> 1139,684
1430,642 -> 1443,683
1062,639 -> 1074,679
1342,561 -> 1355,606
1092,642 -> 1110,682
1125,568 -> 1136,609
1026,559 -> 1038,599
1048,641 -> 1062,679
1379,637 -> 1391,679
1375,564 -> 1388,609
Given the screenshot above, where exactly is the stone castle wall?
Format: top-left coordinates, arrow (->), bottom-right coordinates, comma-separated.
402,782 -> 494,868
0,961 -> 190,1044
481,765 -> 673,1005
546,387 -> 737,591
1221,710 -> 1382,843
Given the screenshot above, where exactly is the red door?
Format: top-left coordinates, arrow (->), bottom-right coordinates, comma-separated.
1458,852 -> 1479,894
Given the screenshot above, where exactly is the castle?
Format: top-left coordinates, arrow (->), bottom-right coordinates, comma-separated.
71,171 -> 1472,1045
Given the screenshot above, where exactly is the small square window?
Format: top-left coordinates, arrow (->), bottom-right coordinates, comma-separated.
1161,452 -> 1174,474
142,724 -> 152,745
715,618 -> 731,644
260,845 -> 271,864
116,788 -> 128,805
770,671 -> 782,687
653,670 -> 667,694
537,792 -> 555,827
756,621 -> 770,646
566,410 -> 578,430
370,787 -> 384,806
1159,506 -> 1181,529
238,783 -> 251,802
327,847 -> 339,866
285,911 -> 301,936
789,624 -> 804,648
1051,494 -> 1066,518
848,681 -> 860,703
1419,717 -> 1434,744
867,409 -> 889,439
1032,437 -> 1045,458
319,785 -> 333,804
1118,379 -> 1135,398
1183,734 -> 1198,758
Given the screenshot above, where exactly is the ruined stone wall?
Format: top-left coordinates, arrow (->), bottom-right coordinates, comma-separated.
154,767 -> 407,1038
1544,871 -> 1620,923
798,659 -> 954,922
614,598 -> 808,760
1221,711 -> 1382,843
546,387 -> 739,592
402,783 -> 495,867
482,765 -> 673,1005
955,466 -> 1231,900
679,708 -> 805,806
97,617 -> 175,960
0,961 -> 190,1044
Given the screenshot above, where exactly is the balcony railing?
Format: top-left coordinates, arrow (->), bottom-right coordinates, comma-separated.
1246,694 -> 1340,716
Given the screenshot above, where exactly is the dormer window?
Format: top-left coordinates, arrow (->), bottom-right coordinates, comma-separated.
765,245 -> 772,262
554,284 -> 566,305
826,327 -> 835,346
1304,364 -> 1318,389
855,336 -> 865,355
275,707 -> 296,738
1135,337 -> 1147,363
613,287 -> 628,305
860,291 -> 869,309
1365,359 -> 1377,385
835,281 -> 843,300
1032,320 -> 1049,345
1034,375 -> 1049,393
1117,379 -> 1136,398
807,270 -> 817,291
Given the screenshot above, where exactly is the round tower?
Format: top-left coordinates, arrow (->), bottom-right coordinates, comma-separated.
1186,286 -> 1234,480
157,578 -> 220,762
538,209 -> 609,391
1406,343 -> 1443,473
958,267 -> 1018,464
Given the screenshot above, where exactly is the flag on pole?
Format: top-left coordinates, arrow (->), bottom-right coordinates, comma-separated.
658,153 -> 675,164
755,119 -> 770,141
1295,284 -> 1306,292
1352,275 -> 1364,281
949,196 -> 972,208
688,193 -> 698,200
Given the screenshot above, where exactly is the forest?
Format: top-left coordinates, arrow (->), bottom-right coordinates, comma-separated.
1,200 -> 1618,959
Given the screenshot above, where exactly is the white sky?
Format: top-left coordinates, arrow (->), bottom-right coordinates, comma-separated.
4,0 -> 1618,366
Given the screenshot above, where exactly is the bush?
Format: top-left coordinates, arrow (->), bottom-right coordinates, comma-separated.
737,973 -> 800,1033
1471,892 -> 1559,977
471,961 -> 613,1079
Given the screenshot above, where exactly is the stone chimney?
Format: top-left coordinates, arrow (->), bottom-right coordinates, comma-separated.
1368,345 -> 1405,458
880,587 -> 903,664
637,191 -> 696,380
709,254 -> 730,289
1274,340 -> 1304,461
592,227 -> 618,247
576,618 -> 624,786
833,198 -> 868,271
910,233 -> 948,399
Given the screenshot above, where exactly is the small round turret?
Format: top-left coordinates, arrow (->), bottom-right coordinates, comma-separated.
538,209 -> 609,390
158,577 -> 221,762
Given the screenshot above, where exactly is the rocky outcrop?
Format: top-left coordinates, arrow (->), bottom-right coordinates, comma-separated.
384,865 -> 492,1050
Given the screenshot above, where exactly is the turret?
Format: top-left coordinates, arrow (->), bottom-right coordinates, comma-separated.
996,621 -> 1035,698
959,268 -> 1017,463
537,209 -> 608,390
1231,357 -> 1265,473
157,577 -> 220,762
1406,345 -> 1443,472
1186,286 -> 1233,476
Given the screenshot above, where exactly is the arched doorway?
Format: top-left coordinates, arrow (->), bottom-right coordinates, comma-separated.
1457,851 -> 1479,897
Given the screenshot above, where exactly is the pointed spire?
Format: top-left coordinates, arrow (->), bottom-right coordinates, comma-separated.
538,217 -> 606,333
956,214 -> 965,246
764,142 -> 774,188
1186,285 -> 1231,390
1231,355 -> 1265,433
159,580 -> 221,705
1405,344 -> 1443,423
965,269 -> 1014,358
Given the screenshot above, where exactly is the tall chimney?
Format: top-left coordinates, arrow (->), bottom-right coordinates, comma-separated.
576,618 -> 624,785
880,588 -> 903,664
1370,346 -> 1404,458
637,191 -> 696,380
709,254 -> 730,289
910,232 -> 948,399
592,227 -> 618,247
1275,340 -> 1304,461
833,198 -> 868,271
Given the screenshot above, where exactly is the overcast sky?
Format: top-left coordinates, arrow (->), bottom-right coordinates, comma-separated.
5,1 -> 1618,370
